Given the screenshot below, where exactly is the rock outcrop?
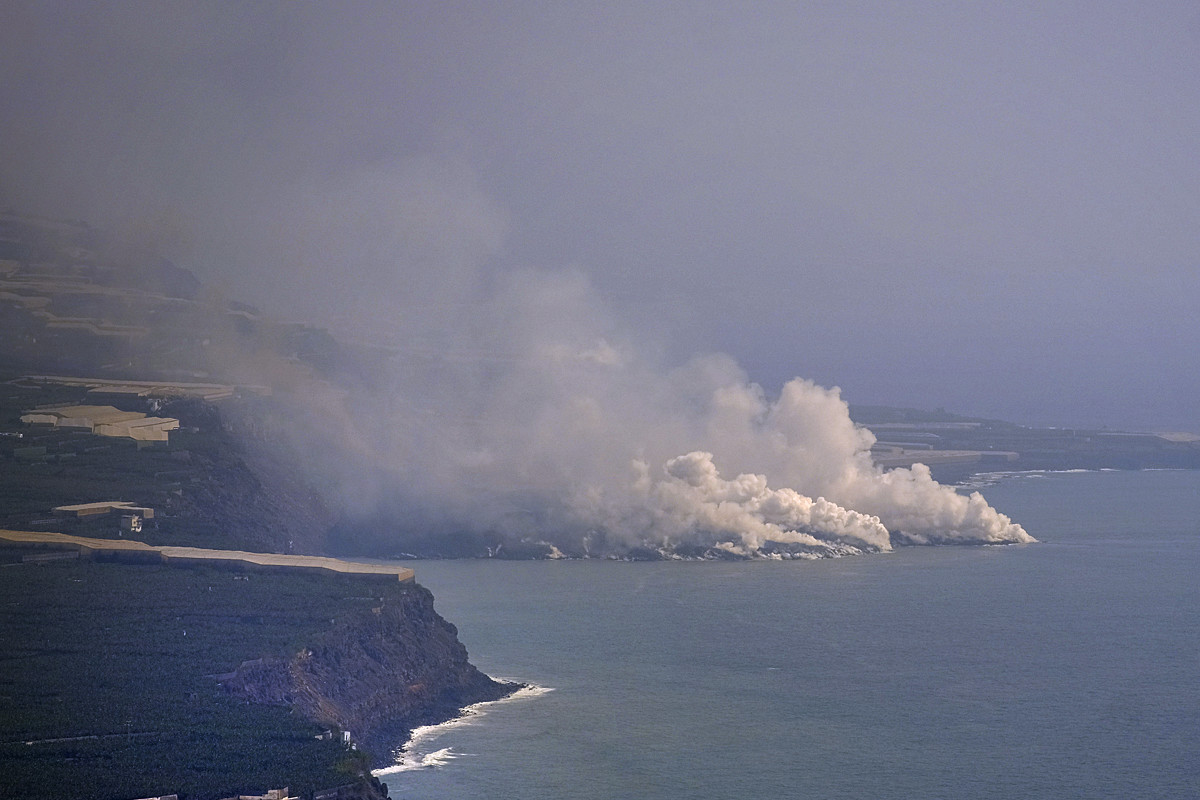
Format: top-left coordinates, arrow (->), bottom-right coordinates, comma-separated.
219,581 -> 516,764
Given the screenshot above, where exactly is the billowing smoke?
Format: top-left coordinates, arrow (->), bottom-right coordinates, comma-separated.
0,119 -> 1031,556
633,451 -> 893,556
0,17 -> 1033,557
139,161 -> 1026,557
284,251 -> 1031,558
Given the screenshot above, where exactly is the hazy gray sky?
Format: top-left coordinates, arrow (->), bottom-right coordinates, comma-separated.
2,1 -> 1198,429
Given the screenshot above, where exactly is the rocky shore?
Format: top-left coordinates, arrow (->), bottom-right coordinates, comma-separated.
218,580 -> 518,766
0,543 -> 515,799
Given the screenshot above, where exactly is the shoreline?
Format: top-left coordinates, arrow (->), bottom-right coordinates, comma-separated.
950,465 -> 1163,489
375,682 -> 552,776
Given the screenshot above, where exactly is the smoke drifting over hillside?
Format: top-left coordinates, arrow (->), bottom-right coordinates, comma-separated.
280,255 -> 1031,557
1,4 -> 1080,556
3,3 -> 1197,432
110,155 -> 1022,557
0,160 -> 1029,557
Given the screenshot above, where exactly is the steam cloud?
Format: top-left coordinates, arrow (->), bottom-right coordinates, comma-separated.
280,233 -> 1032,557
2,77 -> 1032,557
0,5 -> 1190,549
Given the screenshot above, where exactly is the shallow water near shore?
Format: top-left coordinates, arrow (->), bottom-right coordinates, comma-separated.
378,470 -> 1200,799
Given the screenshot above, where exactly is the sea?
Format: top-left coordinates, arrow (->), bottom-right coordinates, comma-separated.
375,469 -> 1200,799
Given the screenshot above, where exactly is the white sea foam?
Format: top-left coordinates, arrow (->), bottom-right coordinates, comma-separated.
374,681 -> 553,776
958,468 -> 1105,489
493,681 -> 556,701
385,746 -> 461,772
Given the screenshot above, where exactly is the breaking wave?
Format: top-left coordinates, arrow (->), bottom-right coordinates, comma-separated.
375,682 -> 553,776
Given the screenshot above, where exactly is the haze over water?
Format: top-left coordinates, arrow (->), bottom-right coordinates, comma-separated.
386,469 -> 1200,800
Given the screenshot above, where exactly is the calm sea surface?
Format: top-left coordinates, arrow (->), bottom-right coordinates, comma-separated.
377,470 -> 1200,799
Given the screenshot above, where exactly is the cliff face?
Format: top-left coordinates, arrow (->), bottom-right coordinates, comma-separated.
220,581 -> 516,764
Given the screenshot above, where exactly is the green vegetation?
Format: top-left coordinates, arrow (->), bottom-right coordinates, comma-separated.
0,558 -> 398,799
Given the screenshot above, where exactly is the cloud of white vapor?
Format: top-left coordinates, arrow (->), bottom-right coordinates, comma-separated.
290,220 -> 1031,556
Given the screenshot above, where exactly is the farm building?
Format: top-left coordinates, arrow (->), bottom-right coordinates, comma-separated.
52,501 -> 155,520
20,404 -> 179,442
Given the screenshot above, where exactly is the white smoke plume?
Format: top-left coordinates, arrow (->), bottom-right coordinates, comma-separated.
295,242 -> 1032,557
2,128 -> 1031,557
633,451 -> 892,555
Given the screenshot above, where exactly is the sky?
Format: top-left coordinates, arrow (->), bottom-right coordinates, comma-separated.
2,1 -> 1198,430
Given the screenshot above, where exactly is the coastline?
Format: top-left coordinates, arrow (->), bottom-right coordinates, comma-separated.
213,578 -> 518,771
0,557 -> 419,799
0,536 -> 514,797
328,474 -> 1200,800
952,465 -> 1134,489
375,682 -> 552,776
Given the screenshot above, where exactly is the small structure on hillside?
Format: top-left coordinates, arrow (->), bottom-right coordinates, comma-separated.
96,415 -> 179,441
217,787 -> 294,800
20,404 -> 178,442
21,404 -> 142,429
53,501 -> 155,520
85,385 -> 154,403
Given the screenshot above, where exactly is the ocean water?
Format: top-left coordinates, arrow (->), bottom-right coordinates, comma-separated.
377,470 -> 1200,799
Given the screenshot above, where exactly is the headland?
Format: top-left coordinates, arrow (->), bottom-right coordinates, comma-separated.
0,531 -> 512,800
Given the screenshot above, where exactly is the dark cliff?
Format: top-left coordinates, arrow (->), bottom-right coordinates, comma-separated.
220,580 -> 517,764
0,556 -> 511,798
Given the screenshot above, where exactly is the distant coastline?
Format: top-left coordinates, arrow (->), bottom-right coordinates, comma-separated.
849,405 -> 1200,480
